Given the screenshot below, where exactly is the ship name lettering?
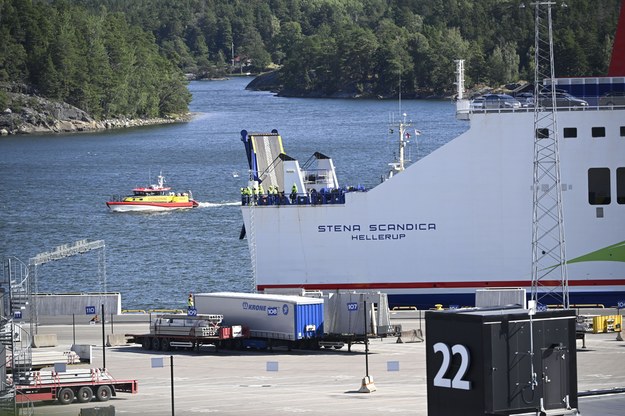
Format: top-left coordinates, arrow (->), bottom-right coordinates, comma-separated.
369,223 -> 436,231
318,225 -> 361,232
352,233 -> 406,241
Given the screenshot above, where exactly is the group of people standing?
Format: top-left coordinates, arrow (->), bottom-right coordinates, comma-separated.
241,183 -> 300,205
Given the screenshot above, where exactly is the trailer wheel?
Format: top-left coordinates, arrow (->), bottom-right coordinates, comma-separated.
77,386 -> 93,403
151,337 -> 161,350
57,387 -> 75,405
96,385 -> 112,402
161,338 -> 170,351
141,337 -> 150,350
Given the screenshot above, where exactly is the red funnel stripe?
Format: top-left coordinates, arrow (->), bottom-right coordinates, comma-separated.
609,0 -> 625,76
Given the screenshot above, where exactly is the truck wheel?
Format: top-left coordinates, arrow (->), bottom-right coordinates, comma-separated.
161,338 -> 170,351
96,385 -> 112,402
77,386 -> 93,403
151,337 -> 161,350
141,337 -> 150,350
57,387 -> 75,405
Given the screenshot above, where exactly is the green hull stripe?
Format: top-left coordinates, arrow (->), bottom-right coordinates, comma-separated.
567,240 -> 625,264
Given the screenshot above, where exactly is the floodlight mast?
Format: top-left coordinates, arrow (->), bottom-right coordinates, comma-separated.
530,1 -> 569,309
29,239 -> 107,330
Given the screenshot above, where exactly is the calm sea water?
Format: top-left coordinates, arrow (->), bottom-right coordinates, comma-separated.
0,77 -> 467,310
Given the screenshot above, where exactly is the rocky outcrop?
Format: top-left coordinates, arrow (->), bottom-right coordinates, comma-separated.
0,90 -> 189,135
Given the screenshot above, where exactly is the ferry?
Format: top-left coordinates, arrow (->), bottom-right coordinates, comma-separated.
106,173 -> 198,212
238,3 -> 625,309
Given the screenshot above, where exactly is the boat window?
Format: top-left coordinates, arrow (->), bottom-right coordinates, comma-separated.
617,168 -> 625,204
563,127 -> 577,138
588,168 -> 611,205
591,127 -> 606,138
621,126 -> 625,137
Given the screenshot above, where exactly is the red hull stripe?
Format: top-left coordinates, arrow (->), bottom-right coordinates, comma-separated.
258,279 -> 625,291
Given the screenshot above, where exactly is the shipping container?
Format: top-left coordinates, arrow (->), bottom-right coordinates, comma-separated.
194,292 -> 324,341
324,291 -> 395,337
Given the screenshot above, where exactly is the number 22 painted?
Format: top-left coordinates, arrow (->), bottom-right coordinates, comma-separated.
432,342 -> 471,390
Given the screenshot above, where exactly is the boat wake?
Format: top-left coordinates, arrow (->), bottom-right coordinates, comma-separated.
197,201 -> 240,208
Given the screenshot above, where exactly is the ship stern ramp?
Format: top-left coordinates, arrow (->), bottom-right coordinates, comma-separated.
241,130 -> 285,190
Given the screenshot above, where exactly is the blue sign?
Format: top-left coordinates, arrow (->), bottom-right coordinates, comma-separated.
537,304 -> 548,312
13,311 -> 22,320
151,357 -> 164,368
282,304 -> 289,315
187,307 -> 197,316
618,301 -> 625,309
267,307 -> 278,316
387,361 -> 400,372
347,302 -> 359,311
86,306 -> 96,315
266,361 -> 279,372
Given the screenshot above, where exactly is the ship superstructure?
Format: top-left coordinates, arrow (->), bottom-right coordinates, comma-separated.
238,4 -> 625,308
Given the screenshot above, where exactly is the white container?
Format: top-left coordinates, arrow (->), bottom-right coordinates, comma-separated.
194,292 -> 324,341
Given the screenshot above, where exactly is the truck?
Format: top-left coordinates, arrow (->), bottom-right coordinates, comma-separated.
11,368 -> 137,405
194,292 -> 325,350
126,313 -> 247,351
129,292 -> 399,353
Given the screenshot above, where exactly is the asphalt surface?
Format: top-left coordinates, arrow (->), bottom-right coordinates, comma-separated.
22,313 -> 625,415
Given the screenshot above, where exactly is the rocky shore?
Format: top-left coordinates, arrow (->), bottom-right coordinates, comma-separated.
0,90 -> 190,136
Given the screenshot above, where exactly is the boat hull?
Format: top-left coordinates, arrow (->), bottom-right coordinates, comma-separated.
107,201 -> 198,212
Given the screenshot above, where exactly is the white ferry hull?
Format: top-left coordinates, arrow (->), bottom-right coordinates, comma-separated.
242,108 -> 625,308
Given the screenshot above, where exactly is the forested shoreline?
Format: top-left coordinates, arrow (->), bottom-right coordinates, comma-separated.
0,0 -> 621,133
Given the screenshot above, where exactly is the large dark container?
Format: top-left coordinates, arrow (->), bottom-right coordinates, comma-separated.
426,308 -> 578,416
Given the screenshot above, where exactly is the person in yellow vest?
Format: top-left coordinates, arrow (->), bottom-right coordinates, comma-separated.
187,293 -> 194,308
259,183 -> 265,195
290,183 -> 298,204
252,185 -> 259,204
245,186 -> 251,205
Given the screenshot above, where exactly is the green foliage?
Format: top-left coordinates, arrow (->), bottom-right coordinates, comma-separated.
0,0 -> 621,104
0,0 -> 190,119
0,89 -> 8,111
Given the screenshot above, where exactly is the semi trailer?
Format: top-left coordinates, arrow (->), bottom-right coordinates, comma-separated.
126,313 -> 246,351
11,368 -> 137,405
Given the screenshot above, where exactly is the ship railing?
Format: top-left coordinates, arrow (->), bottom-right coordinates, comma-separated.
469,103 -> 624,115
242,187 -> 367,207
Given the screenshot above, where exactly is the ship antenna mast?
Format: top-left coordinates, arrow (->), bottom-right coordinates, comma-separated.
530,1 -> 569,310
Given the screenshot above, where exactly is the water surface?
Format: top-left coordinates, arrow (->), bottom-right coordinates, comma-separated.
0,77 -> 467,310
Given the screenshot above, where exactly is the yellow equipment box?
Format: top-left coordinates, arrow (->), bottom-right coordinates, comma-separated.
592,315 -> 623,333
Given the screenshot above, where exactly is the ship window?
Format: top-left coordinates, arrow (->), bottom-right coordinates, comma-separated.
591,127 -> 606,138
621,126 -> 625,136
536,128 -> 549,139
588,168 -> 611,205
617,168 -> 625,204
563,128 -> 577,138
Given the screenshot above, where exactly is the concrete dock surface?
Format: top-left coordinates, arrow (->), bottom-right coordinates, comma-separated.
24,313 -> 625,415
